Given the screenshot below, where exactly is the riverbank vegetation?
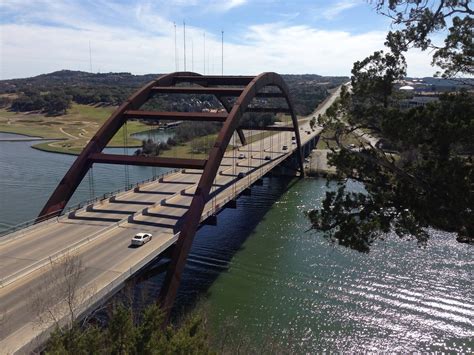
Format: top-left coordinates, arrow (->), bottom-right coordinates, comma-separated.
308,0 -> 473,251
44,303 -> 212,354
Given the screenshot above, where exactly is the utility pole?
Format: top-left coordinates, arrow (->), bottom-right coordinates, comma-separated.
203,32 -> 206,75
183,20 -> 186,72
191,38 -> 194,72
221,30 -> 224,76
89,40 -> 92,73
174,22 -> 178,71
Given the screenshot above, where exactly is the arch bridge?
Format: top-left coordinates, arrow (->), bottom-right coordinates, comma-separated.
39,71 -> 306,313
0,72 -> 331,353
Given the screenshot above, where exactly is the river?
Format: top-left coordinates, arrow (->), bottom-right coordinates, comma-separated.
0,132 -> 472,352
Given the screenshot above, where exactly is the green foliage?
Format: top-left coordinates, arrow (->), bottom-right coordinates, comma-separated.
46,325 -> 105,355
10,90 -> 71,115
43,92 -> 72,115
11,91 -> 45,112
311,89 -> 473,252
240,112 -> 276,127
377,0 -> 473,78
135,139 -> 171,156
173,122 -> 220,144
432,15 -> 473,78
308,1 -> 473,251
351,51 -> 406,109
108,305 -> 136,354
44,303 -> 213,355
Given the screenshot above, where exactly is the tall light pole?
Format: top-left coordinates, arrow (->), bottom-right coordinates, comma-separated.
191,38 -> 194,72
203,32 -> 206,75
174,22 -> 178,71
183,21 -> 187,72
89,40 -> 92,73
221,30 -> 224,76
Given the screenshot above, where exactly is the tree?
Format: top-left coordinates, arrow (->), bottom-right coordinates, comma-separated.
29,253 -> 92,331
379,0 -> 473,79
107,305 -> 136,354
11,91 -> 45,112
43,92 -> 71,115
43,302 -> 213,354
307,0 -> 473,252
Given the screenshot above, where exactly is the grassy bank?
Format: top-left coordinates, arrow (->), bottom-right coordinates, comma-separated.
0,104 -> 149,155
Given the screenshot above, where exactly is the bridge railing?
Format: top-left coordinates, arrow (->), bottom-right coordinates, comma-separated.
0,168 -> 178,239
1,128 -> 313,240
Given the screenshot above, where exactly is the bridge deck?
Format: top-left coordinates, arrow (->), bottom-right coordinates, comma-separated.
0,88 -> 340,354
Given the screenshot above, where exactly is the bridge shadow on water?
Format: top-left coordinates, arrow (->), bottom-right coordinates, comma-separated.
103,175 -> 299,321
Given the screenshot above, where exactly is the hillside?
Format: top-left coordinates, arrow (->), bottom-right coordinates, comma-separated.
0,70 -> 348,116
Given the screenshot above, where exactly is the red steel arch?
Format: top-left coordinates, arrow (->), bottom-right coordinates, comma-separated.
37,71 -> 305,316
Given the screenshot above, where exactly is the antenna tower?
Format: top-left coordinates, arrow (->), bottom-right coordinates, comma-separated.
183,21 -> 187,71
89,41 -> 92,73
221,30 -> 224,76
174,22 -> 178,71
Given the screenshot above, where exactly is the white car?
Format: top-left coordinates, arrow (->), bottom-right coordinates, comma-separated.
131,232 -> 152,246
238,153 -> 246,159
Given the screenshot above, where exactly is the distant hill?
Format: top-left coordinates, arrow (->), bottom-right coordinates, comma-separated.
0,70 -> 158,91
0,70 -> 349,116
0,70 -> 346,91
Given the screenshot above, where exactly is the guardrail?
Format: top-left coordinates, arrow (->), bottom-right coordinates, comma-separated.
0,168 -> 179,239
0,219 -> 125,288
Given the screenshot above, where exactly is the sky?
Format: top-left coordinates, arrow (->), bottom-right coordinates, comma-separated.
0,0 -> 441,80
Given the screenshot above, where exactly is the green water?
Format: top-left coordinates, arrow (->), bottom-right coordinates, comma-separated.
203,178 -> 472,352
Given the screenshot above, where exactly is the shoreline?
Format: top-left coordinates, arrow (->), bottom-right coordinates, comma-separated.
31,142 -> 143,156
0,130 -> 143,156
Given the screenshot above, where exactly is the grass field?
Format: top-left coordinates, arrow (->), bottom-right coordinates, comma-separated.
0,104 -> 149,154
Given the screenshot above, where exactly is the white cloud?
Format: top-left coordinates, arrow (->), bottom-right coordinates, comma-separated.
0,1 -> 438,79
0,20 -> 437,79
321,0 -> 360,20
213,0 -> 247,12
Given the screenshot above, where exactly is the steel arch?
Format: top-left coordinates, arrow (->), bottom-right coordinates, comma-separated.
37,71 -> 305,318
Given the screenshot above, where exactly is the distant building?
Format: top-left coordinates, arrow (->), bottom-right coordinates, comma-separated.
399,96 -> 438,109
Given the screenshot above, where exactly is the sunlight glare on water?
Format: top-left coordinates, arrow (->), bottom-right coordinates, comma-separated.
174,178 -> 473,352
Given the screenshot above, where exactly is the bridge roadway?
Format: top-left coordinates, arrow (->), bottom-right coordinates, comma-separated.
0,87 -> 340,354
